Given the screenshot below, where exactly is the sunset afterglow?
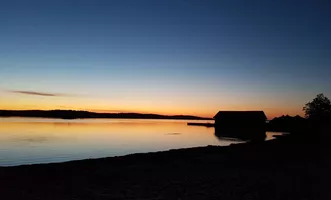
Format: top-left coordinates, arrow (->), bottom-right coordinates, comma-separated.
1,1 -> 330,119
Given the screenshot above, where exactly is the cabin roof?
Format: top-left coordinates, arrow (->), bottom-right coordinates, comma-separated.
213,111 -> 267,120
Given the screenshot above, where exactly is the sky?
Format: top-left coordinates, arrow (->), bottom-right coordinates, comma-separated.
0,0 -> 330,118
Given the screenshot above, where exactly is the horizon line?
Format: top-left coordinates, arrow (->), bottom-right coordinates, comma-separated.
0,109 -> 213,119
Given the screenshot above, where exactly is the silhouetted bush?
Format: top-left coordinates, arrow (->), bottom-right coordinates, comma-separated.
267,115 -> 307,133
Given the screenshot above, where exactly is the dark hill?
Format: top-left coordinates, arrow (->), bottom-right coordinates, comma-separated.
0,110 -> 211,120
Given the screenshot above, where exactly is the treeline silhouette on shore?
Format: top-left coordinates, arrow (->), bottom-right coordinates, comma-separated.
267,115 -> 307,132
268,93 -> 331,136
0,109 -> 212,120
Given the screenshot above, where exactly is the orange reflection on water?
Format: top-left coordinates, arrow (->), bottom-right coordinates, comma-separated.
0,119 -> 215,144
0,118 -> 284,166
0,118 -> 225,166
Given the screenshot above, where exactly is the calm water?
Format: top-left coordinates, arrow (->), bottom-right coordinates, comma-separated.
0,118 -> 283,166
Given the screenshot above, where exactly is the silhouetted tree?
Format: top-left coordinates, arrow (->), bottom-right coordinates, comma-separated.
303,94 -> 331,122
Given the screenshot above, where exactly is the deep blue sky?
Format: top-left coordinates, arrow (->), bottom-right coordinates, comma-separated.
0,0 -> 330,117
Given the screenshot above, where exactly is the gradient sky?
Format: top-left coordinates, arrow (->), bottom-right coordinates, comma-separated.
0,0 -> 330,118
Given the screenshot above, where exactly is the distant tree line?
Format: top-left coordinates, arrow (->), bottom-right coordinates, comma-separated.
0,110 -> 211,120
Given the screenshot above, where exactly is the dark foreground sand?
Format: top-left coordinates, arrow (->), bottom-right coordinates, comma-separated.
0,134 -> 329,200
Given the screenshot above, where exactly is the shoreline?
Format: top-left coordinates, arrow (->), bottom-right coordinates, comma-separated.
0,116 -> 212,120
0,134 -> 328,199
0,133 -> 282,168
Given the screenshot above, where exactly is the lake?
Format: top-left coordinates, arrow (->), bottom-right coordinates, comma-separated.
0,117 -> 284,166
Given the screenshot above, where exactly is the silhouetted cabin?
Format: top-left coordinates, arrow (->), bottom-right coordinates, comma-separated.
214,111 -> 267,141
214,111 -> 267,129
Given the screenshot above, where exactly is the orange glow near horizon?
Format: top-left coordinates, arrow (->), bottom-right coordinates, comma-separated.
0,0 -> 329,127
0,103 -> 303,120
0,92 -> 305,119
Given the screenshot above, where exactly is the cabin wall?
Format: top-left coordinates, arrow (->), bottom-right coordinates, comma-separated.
214,118 -> 266,129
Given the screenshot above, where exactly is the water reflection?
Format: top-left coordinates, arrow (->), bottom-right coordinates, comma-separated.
12,136 -> 57,143
0,118 -> 283,166
214,127 -> 266,142
0,118 -> 223,166
165,133 -> 182,135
